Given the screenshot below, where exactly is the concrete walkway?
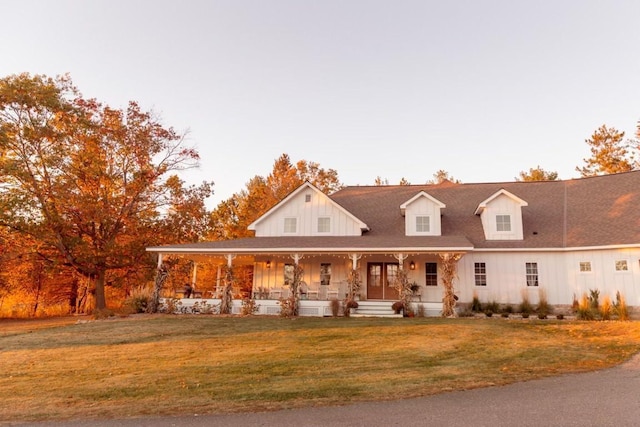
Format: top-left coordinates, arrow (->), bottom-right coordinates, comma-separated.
22,353 -> 640,427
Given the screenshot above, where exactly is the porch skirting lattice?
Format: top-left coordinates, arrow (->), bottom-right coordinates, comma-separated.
160,298 -> 444,318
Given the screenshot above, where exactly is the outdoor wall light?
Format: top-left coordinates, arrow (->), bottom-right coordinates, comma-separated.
266,260 -> 271,269
410,261 -> 415,270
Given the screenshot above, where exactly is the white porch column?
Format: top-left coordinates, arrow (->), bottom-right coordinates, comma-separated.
394,253 -> 408,270
225,254 -> 236,268
191,261 -> 198,289
349,253 -> 361,270
216,265 -> 222,294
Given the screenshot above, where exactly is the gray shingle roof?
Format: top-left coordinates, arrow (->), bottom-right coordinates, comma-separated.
148,171 -> 640,254
331,170 -> 640,249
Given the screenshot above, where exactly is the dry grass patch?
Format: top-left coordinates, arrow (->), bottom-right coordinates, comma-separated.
1,316 -> 640,423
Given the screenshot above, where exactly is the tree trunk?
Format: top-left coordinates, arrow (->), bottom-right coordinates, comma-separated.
69,277 -> 79,314
94,269 -> 107,310
31,281 -> 41,318
31,266 -> 44,317
77,278 -> 90,314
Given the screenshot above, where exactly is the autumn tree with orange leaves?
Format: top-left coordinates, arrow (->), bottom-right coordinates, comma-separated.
576,125 -> 638,177
209,153 -> 342,240
0,73 -> 212,312
516,166 -> 559,181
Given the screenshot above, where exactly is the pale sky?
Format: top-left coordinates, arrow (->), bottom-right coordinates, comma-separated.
2,0 -> 639,207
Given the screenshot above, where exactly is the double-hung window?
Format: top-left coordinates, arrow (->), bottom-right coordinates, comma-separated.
526,262 -> 538,286
474,262 -> 487,286
425,262 -> 438,286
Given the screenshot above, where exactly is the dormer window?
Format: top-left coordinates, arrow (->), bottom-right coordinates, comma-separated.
496,215 -> 511,232
416,216 -> 430,233
400,192 -> 445,236
284,217 -> 297,233
475,190 -> 527,241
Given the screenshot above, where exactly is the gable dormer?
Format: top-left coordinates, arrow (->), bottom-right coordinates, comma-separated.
474,189 -> 528,240
248,182 -> 368,237
400,191 -> 446,236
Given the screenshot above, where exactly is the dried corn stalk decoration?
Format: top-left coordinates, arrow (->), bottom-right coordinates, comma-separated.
219,264 -> 234,314
290,264 -> 305,316
439,253 -> 462,317
346,268 -> 362,300
150,264 -> 169,313
393,269 -> 413,315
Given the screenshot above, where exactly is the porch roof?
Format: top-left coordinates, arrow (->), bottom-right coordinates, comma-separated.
147,235 -> 474,255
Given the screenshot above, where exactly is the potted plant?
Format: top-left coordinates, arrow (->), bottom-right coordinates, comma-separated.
344,299 -> 359,317
392,300 -> 405,315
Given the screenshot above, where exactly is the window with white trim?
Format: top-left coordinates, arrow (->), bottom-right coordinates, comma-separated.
283,217 -> 297,234
317,217 -> 330,233
416,216 -> 430,233
496,214 -> 511,232
474,262 -> 487,286
320,263 -> 331,286
526,262 -> 538,286
615,260 -> 628,271
425,262 -> 438,286
579,262 -> 592,272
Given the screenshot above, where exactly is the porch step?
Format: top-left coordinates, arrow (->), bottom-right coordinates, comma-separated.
351,301 -> 403,318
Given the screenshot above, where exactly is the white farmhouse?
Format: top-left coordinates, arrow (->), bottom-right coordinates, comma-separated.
147,171 -> 640,316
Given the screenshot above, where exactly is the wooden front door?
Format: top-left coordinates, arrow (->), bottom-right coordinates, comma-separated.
367,263 -> 400,300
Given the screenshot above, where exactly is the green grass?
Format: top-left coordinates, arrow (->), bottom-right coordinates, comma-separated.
2,315 -> 640,423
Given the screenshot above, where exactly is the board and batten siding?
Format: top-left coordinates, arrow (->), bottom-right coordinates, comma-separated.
456,248 -> 640,307
253,257 -> 351,293
253,189 -> 363,237
564,249 -> 640,306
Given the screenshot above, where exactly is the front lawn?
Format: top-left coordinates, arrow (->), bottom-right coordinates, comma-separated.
1,315 -> 639,423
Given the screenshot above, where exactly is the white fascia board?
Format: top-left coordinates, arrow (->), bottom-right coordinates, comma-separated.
474,188 -> 528,215
473,244 -> 640,252
247,181 -> 369,231
147,243 -> 639,255
247,182 -> 314,230
400,191 -> 446,214
146,246 -> 475,254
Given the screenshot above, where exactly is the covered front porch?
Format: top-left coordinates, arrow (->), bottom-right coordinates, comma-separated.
148,243 -> 470,317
